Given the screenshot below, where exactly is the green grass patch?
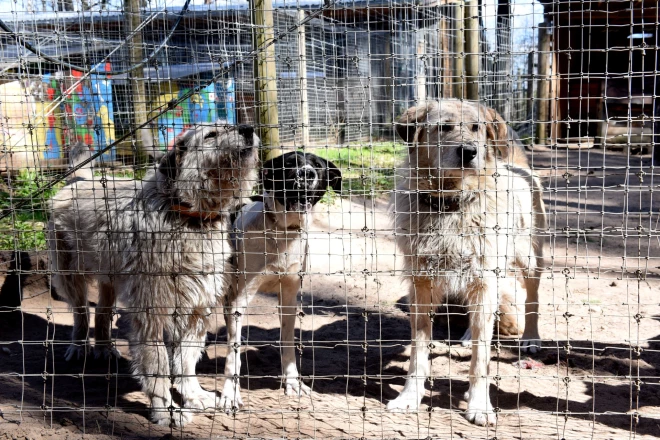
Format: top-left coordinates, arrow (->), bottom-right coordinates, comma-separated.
0,216 -> 47,251
0,170 -> 65,251
94,169 -> 136,179
313,142 -> 404,201
0,143 -> 406,250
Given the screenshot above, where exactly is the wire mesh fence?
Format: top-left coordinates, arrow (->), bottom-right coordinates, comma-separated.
0,0 -> 658,439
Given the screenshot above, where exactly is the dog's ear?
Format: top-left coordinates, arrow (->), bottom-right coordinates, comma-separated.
395,102 -> 434,144
325,158 -> 342,193
309,155 -> 342,192
482,105 -> 529,166
483,106 -> 508,145
158,149 -> 178,182
158,136 -> 187,181
259,154 -> 283,188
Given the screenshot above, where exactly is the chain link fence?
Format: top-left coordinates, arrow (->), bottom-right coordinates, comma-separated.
0,0 -> 658,438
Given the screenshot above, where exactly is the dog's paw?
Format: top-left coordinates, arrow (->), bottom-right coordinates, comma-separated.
220,380 -> 243,414
520,334 -> 542,353
184,390 -> 220,410
465,394 -> 496,426
151,398 -> 193,427
459,328 -> 473,347
93,344 -> 121,361
284,378 -> 311,397
386,392 -> 422,413
64,343 -> 90,362
152,410 -> 193,428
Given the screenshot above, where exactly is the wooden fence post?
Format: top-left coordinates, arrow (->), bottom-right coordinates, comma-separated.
416,38 -> 427,102
527,51 -> 535,119
297,9 -> 310,147
465,0 -> 480,100
536,20 -> 551,145
125,0 -> 152,159
252,0 -> 282,159
453,1 -> 465,99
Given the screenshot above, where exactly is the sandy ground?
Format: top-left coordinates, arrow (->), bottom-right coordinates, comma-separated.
0,146 -> 659,439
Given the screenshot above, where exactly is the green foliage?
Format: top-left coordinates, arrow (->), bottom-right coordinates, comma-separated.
0,217 -> 47,251
94,169 -> 136,179
313,142 -> 404,202
0,170 -> 64,251
0,142 -> 406,249
0,170 -> 62,221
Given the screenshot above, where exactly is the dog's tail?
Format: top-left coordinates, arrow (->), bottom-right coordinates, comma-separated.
67,142 -> 95,182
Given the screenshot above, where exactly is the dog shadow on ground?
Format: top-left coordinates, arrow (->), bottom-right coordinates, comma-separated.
1,279 -> 658,436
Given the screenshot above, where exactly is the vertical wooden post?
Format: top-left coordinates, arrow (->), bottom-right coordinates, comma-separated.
440,17 -> 452,98
252,0 -> 281,159
536,21 -> 551,145
384,29 -> 394,123
125,0 -> 152,158
549,35 -> 560,143
453,1 -> 464,99
654,98 -> 660,165
465,0 -> 480,100
416,38 -> 427,102
526,51 -> 535,118
297,9 -> 309,147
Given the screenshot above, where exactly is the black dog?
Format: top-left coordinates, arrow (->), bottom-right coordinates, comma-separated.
220,151 -> 341,411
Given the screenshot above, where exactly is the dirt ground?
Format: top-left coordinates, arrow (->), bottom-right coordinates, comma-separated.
0,146 -> 659,439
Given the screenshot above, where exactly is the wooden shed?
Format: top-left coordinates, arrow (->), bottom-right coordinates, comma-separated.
540,0 -> 660,155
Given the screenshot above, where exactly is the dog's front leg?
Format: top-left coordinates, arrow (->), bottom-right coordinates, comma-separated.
94,281 -> 121,360
279,276 -> 310,397
130,314 -> 191,427
57,274 -> 92,361
520,271 -> 542,353
171,316 -> 220,411
387,277 -> 433,412
220,278 -> 255,413
464,280 -> 497,426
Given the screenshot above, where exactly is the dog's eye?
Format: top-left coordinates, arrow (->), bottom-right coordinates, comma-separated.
204,131 -> 218,140
438,124 -> 452,132
471,124 -> 479,132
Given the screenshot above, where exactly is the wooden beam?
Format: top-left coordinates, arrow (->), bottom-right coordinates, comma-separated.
453,1 -> 465,99
549,28 -> 560,144
654,98 -> 660,166
465,0 -> 480,100
526,51 -> 535,118
536,21 -> 551,145
416,37 -> 427,102
124,0 -> 152,160
297,9 -> 309,147
440,17 -> 452,98
252,0 -> 282,159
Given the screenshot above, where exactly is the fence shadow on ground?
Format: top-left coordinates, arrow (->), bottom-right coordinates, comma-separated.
1,295 -> 657,437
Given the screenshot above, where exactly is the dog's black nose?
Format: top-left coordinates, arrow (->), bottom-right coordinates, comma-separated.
238,125 -> 254,144
458,144 -> 478,164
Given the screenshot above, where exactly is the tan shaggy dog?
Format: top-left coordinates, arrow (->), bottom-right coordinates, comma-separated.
387,100 -> 546,426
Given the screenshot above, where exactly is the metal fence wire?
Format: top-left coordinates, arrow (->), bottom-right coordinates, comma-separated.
0,0 -> 658,438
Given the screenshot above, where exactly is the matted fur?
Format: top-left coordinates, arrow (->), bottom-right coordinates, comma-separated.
47,124 -> 259,427
388,99 -> 547,426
